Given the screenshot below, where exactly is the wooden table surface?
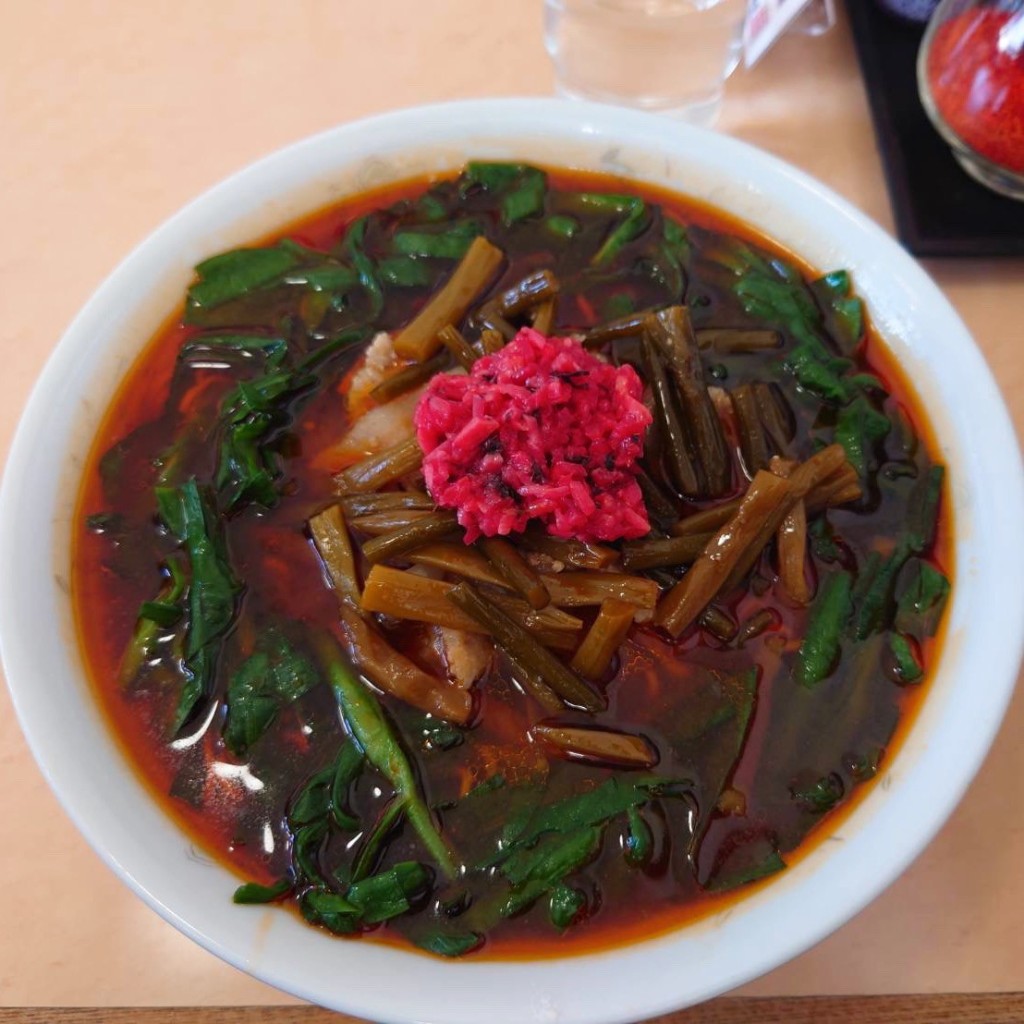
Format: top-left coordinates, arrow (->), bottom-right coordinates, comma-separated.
2,1 -> 1023,1021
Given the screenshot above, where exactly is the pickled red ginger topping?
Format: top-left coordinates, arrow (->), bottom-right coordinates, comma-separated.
414,327 -> 652,543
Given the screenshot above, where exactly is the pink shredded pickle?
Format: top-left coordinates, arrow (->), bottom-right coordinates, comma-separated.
414,327 -> 652,543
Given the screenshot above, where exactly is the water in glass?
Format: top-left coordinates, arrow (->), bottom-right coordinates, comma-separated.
544,0 -> 746,126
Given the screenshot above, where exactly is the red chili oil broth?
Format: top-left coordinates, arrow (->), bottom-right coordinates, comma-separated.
72,167 -> 953,958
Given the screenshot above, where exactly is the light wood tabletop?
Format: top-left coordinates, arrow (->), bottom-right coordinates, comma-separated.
1,1 -> 1022,1020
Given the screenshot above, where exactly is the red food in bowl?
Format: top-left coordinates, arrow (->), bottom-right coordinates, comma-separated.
415,327 -> 652,543
926,7 -> 1024,174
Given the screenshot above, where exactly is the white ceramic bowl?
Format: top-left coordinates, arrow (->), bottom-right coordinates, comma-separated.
1,99 -> 1022,1024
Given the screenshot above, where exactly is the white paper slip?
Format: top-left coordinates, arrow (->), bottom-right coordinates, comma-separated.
744,0 -> 830,67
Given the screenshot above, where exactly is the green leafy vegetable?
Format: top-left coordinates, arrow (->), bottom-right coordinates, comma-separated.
545,214 -> 579,239
794,570 -> 853,687
907,465 -> 945,555
811,269 -> 864,353
835,394 -> 891,479
187,246 -> 300,313
289,765 -> 335,827
656,216 -> 690,299
624,806 -> 654,867
791,772 -> 845,812
137,599 -> 183,628
500,826 -> 602,918
339,216 -> 383,318
330,741 -> 366,830
581,194 -> 649,266
416,930 -> 483,957
463,162 -> 547,225
895,559 -> 950,638
180,333 -> 289,366
292,818 -> 329,883
706,839 -> 786,893
214,366 -> 313,510
347,861 -> 429,923
232,877 -> 292,904
549,884 -> 586,929
393,221 -> 482,260
377,256 -> 436,288
299,888 -> 360,935
351,798 -> 405,882
223,631 -> 319,755
685,669 -> 758,875
497,776 -> 677,858
119,554 -> 189,686
809,515 -> 843,563
501,167 -> 547,224
324,648 -> 457,880
158,479 -> 242,731
283,264 -> 359,292
850,549 -> 906,640
888,632 -> 924,683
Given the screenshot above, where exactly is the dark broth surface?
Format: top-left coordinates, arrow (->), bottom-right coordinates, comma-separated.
74,166 -> 951,957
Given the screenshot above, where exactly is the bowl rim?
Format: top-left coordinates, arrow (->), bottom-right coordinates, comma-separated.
2,97 -> 1022,1024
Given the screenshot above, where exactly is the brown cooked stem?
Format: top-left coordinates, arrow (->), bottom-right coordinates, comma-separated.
531,299 -> 556,335
731,383 -> 772,475
490,593 -> 583,651
369,351 -> 449,404
335,437 -> 423,493
349,509 -> 434,535
437,324 -> 479,370
570,599 -> 637,678
816,481 -> 862,508
532,723 -> 657,768
407,542 -> 507,587
517,531 -> 618,570
542,571 -> 661,610
361,510 -> 461,564
447,582 -> 605,712
480,537 -> 551,609
496,269 -> 560,317
637,469 -> 681,523
805,467 -> 862,512
308,518 -> 472,724
620,533 -> 714,570
640,329 -> 701,497
735,608 -> 780,646
475,309 -> 517,339
655,469 -> 794,637
393,235 -> 505,361
360,565 -> 579,649
670,499 -> 740,537
335,603 -> 472,724
719,444 -> 849,593
771,457 -> 811,605
361,565 -> 486,632
505,651 -> 566,713
649,307 -> 732,497
694,328 -> 781,352
479,328 -> 505,354
698,604 -> 738,642
785,444 -> 850,497
308,505 -> 361,606
754,381 -> 796,453
338,490 -> 435,517
581,311 -> 648,347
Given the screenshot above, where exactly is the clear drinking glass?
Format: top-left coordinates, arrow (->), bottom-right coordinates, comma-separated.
543,0 -> 747,127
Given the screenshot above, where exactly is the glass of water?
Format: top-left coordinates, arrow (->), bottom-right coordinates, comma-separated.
544,0 -> 747,127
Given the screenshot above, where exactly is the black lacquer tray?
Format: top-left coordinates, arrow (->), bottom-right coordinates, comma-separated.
846,0 -> 1024,257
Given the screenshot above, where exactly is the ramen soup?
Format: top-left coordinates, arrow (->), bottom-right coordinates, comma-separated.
75,164 -> 950,958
